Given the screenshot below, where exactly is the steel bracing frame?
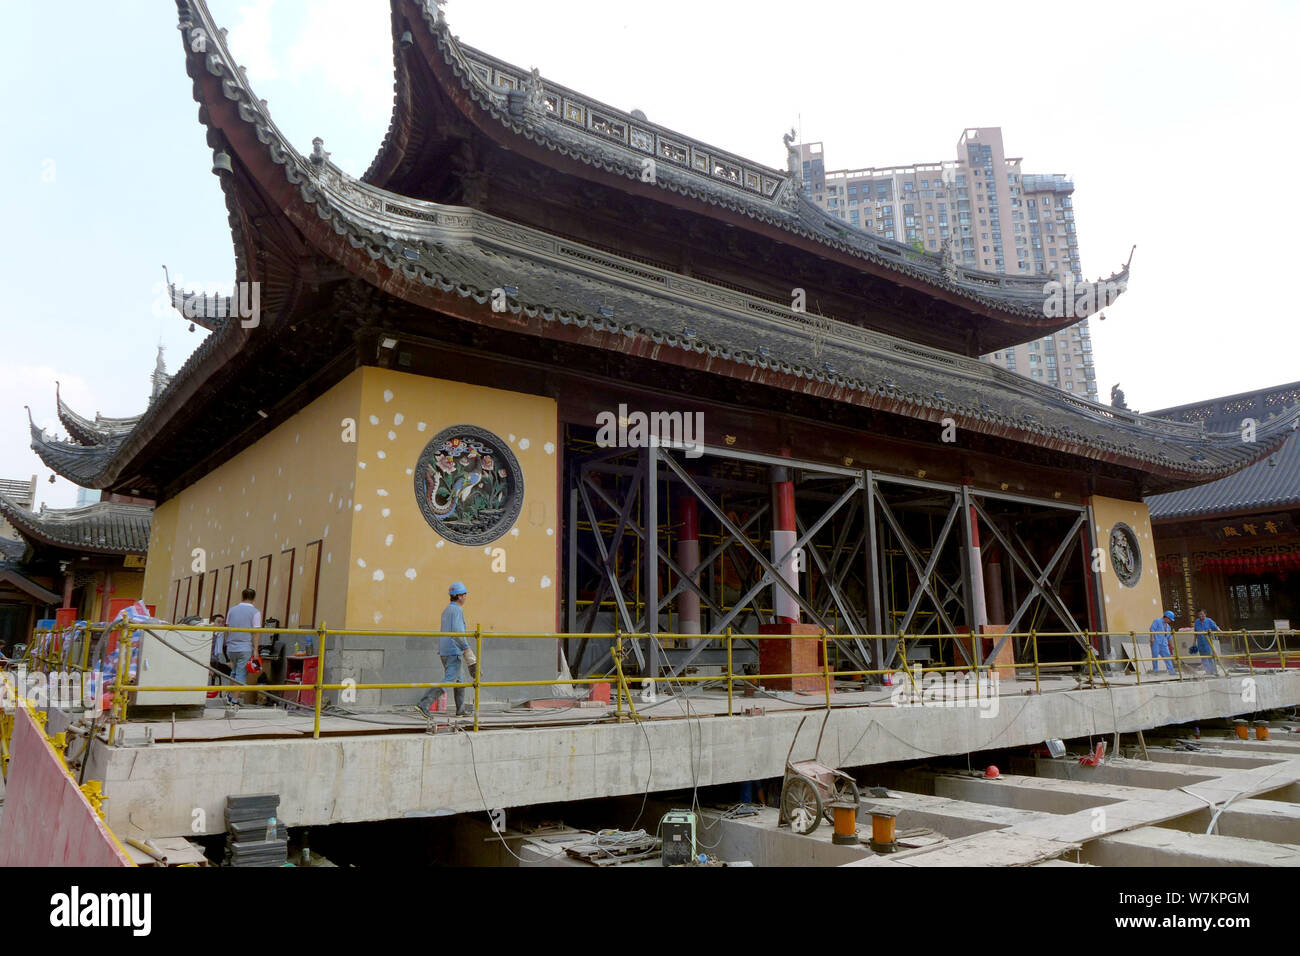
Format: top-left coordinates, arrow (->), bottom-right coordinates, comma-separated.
563,438 -> 1102,682
566,441 -> 866,680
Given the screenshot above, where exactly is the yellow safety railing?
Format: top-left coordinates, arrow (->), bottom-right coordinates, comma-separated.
7,620 -> 1293,741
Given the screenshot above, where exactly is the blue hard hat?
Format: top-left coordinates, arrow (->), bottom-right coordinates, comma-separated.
449,581 -> 468,596
1164,610 -> 1175,620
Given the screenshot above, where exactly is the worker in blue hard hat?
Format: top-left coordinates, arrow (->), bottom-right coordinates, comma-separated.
1149,609 -> 1176,676
1193,609 -> 1221,677
418,581 -> 473,716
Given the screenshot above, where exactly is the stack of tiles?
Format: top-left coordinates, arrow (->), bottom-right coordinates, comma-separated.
224,793 -> 287,867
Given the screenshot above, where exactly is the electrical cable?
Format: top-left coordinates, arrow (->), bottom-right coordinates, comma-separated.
629,715 -> 655,832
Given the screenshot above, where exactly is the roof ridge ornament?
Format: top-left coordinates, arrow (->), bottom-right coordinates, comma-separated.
783,128 -> 802,187
941,234 -> 960,281
778,130 -> 803,211
523,67 -> 546,121
310,137 -> 330,166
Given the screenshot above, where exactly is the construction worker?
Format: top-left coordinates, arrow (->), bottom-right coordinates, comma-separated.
1194,609 -> 1221,676
1149,609 -> 1176,675
418,582 -> 473,717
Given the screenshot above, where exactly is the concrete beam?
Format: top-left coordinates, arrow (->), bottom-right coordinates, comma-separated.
1177,735 -> 1300,757
849,828 -> 1078,867
934,773 -> 1124,814
1137,748 -> 1281,770
1028,757 -> 1218,790
1082,827 -> 1300,866
89,669 -> 1300,837
866,790 -> 1042,838
697,808 -> 872,866
1252,783 -> 1300,803
1158,798 -> 1300,844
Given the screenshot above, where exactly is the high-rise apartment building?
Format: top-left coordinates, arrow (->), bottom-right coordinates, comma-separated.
797,128 -> 1098,401
0,475 -> 37,542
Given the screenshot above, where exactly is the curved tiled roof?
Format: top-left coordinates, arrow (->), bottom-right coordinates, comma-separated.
362,0 -> 1130,326
55,382 -> 141,446
0,495 -> 152,555
26,0 -> 1295,498
1147,382 -> 1300,519
28,415 -> 127,488
1147,432 -> 1300,520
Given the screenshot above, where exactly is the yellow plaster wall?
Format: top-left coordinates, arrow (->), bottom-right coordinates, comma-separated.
344,367 -> 559,633
141,499 -> 180,611
140,371 -> 362,628
112,571 -> 145,605
1091,495 -> 1165,635
94,569 -> 145,619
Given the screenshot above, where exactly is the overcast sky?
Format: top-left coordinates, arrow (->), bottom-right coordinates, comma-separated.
3,0 -> 1297,510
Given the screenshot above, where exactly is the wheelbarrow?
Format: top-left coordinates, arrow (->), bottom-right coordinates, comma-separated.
779,711 -> 860,834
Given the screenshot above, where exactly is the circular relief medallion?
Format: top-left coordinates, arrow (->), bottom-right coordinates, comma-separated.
414,425 -> 523,546
1109,522 -> 1142,587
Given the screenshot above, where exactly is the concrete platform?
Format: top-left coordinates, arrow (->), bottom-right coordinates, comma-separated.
843,749 -> 1300,867
1158,797 -> 1300,843
1082,827 -> 1300,866
84,668 -> 1300,839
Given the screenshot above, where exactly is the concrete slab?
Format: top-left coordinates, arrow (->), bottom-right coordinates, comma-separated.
849,829 -> 1077,867
1158,797 -> 1300,844
935,773 -> 1124,814
1137,748 -> 1281,770
696,808 -> 872,866
1032,859 -> 1094,866
867,790 -> 1042,838
1029,756 -> 1218,789
1082,826 -> 1300,866
1252,783 -> 1300,803
928,761 -> 1300,853
1178,735 -> 1300,756
87,669 -> 1300,838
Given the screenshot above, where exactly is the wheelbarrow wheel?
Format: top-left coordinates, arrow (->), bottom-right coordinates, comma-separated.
826,776 -> 860,823
783,775 -> 822,835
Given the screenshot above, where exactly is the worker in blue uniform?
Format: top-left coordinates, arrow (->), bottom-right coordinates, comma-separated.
1149,609 -> 1176,675
418,581 -> 474,717
1194,609 -> 1221,676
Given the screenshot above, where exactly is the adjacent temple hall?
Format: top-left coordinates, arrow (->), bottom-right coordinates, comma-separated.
25,0 -> 1298,705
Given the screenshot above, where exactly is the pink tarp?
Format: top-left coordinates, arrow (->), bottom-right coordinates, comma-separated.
0,707 -> 132,867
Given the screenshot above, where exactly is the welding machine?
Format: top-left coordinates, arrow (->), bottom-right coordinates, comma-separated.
660,810 -> 697,866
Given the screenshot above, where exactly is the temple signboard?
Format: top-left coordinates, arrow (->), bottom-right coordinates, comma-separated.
1203,513 -> 1296,541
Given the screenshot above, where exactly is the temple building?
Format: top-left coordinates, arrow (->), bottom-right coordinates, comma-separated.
1148,381 -> 1300,638
0,385 -> 156,651
25,0 -> 1298,706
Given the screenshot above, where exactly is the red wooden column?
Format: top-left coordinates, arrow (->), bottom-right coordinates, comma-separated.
759,449 -> 820,692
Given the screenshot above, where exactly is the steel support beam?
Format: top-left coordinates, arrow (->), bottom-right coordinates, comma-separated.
659,456 -> 860,677
581,467 -> 728,626
874,486 -> 961,635
645,445 -> 659,684
576,478 -> 641,664
662,452 -> 850,633
971,500 -> 1088,662
1006,519 -> 1085,635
